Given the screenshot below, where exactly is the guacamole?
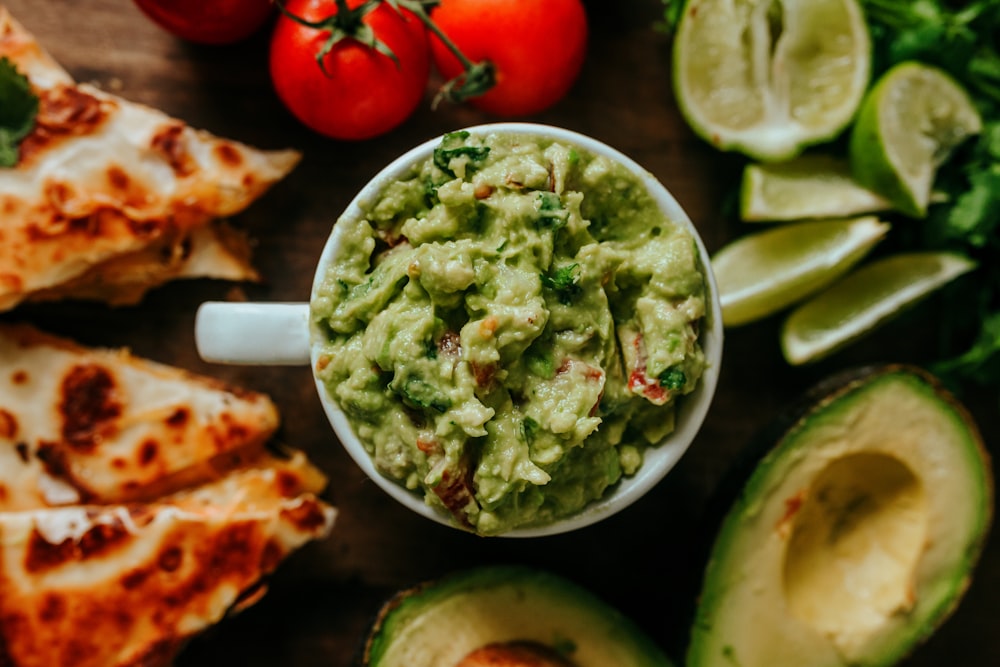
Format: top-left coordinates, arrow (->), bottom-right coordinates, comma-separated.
312,130 -> 708,535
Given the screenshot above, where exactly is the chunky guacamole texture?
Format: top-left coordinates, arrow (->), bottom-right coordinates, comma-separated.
312,130 -> 708,535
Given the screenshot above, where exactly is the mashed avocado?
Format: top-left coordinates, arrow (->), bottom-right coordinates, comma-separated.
312,130 -> 708,535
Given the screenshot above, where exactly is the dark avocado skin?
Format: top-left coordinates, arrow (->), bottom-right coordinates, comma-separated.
685,363 -> 994,667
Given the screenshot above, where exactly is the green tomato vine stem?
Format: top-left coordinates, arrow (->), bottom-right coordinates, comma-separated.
274,0 -> 495,106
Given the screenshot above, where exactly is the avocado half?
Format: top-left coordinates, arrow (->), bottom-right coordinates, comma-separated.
361,565 -> 673,667
688,364 -> 993,667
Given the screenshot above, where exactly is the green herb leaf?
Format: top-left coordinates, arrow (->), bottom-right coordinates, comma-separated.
656,0 -> 684,34
433,130 -> 490,176
520,415 -> 539,443
399,376 -> 451,413
540,264 -> 581,305
932,310 -> 1000,387
658,366 -> 687,390
852,0 -> 1000,390
0,56 -> 39,168
945,166 -> 1000,247
535,191 -> 570,230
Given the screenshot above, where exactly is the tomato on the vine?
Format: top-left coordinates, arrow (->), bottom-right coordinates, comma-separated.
269,0 -> 430,141
131,0 -> 275,45
429,0 -> 589,117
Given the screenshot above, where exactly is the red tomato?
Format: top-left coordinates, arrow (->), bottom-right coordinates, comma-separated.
131,0 -> 275,45
269,0 -> 430,141
429,0 -> 588,116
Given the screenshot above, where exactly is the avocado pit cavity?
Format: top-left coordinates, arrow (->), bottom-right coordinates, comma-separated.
783,452 -> 927,652
687,366 -> 992,667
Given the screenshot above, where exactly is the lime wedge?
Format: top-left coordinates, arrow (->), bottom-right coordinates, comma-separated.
672,0 -> 871,161
781,252 -> 977,365
849,62 -> 982,218
740,154 -> 893,222
712,216 -> 890,327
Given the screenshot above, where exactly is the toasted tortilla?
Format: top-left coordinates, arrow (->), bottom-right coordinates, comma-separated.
25,222 -> 260,307
0,323 -> 281,508
0,452 -> 336,667
0,323 -> 337,666
0,7 -> 301,311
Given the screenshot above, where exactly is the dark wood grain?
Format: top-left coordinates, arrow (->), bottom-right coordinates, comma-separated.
3,1 -> 997,665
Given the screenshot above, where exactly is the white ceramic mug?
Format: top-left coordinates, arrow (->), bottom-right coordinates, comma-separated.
195,122 -> 724,537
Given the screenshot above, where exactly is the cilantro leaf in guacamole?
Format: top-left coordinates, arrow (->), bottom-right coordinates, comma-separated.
0,56 -> 39,168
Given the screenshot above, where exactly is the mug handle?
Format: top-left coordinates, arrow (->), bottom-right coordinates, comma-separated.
194,301 -> 311,366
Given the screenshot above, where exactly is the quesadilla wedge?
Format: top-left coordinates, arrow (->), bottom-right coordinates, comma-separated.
0,7 -> 300,311
0,450 -> 336,667
0,323 -> 337,666
0,323 -> 281,508
23,221 -> 261,308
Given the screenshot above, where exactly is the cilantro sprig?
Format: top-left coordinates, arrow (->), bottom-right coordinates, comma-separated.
857,0 -> 1000,389
659,0 -> 1000,390
541,264 -> 582,305
433,130 -> 490,176
0,57 -> 39,168
862,0 -> 1000,111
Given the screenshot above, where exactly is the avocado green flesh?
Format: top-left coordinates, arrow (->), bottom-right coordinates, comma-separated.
366,566 -> 672,667
688,368 -> 992,667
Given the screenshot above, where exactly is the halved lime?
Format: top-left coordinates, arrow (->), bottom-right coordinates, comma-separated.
849,62 -> 982,218
672,0 -> 871,161
740,154 -> 893,222
712,216 -> 890,327
781,251 -> 977,365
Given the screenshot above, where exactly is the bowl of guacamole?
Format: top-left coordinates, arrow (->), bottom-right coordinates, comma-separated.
310,123 -> 723,537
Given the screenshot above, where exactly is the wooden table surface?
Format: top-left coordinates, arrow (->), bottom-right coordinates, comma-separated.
5,1 -> 998,665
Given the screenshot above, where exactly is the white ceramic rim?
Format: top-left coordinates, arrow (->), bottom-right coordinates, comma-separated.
309,122 -> 724,538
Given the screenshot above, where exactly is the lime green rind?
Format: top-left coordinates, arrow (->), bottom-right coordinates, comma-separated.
739,156 -> 893,223
687,367 -> 993,667
849,68 -> 922,217
713,216 -> 890,327
673,0 -> 871,163
849,62 -> 983,218
780,251 -> 976,365
366,565 -> 674,667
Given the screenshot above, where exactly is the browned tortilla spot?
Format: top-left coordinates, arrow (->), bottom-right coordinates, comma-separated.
121,567 -> 151,590
150,123 -> 195,177
38,593 -> 66,622
276,469 -> 304,498
18,85 -> 111,167
213,142 -> 243,168
280,498 -> 332,534
164,407 -> 189,429
25,519 -> 131,573
0,409 -> 18,439
138,439 -> 159,467
59,363 -> 123,452
157,546 -> 183,573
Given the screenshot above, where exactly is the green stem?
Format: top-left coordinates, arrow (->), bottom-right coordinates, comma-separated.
403,2 -> 475,70
275,0 -> 495,105
393,0 -> 496,105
